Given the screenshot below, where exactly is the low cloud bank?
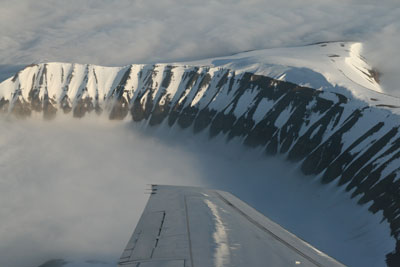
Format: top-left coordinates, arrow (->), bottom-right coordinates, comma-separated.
0,116 -> 205,266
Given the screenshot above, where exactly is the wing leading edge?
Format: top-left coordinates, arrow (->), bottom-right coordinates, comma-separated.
118,185 -> 345,267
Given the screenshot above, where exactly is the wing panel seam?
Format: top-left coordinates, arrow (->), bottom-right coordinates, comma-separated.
184,195 -> 194,267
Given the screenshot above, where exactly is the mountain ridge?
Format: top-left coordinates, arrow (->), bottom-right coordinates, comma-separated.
1,41 -> 400,265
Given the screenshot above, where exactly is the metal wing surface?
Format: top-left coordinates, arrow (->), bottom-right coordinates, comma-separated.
118,185 -> 345,267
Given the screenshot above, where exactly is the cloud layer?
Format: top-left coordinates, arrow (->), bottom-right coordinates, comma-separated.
0,116 -> 207,266
0,0 -> 399,93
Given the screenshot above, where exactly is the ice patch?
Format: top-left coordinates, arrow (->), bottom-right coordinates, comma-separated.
204,199 -> 230,267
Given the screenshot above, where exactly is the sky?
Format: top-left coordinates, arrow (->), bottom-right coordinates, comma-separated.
0,0 -> 399,93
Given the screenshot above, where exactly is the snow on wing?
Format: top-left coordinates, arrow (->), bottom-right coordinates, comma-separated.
118,185 -> 345,267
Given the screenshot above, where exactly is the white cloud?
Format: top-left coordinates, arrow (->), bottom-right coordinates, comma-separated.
0,115 -> 207,266
364,24 -> 400,94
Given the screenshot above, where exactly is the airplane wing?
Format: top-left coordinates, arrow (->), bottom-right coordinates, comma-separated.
118,185 -> 345,267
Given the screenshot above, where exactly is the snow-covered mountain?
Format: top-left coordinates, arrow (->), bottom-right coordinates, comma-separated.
1,41 -> 400,265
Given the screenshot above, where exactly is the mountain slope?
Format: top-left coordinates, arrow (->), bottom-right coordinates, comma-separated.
1,42 -> 400,265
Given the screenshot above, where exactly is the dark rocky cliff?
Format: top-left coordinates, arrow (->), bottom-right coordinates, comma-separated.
1,62 -> 400,265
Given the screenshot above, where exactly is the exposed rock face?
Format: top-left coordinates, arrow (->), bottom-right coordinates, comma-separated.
1,62 -> 400,265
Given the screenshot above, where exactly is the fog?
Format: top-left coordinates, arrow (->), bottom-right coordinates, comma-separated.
0,115 -> 394,267
0,116 -> 206,266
